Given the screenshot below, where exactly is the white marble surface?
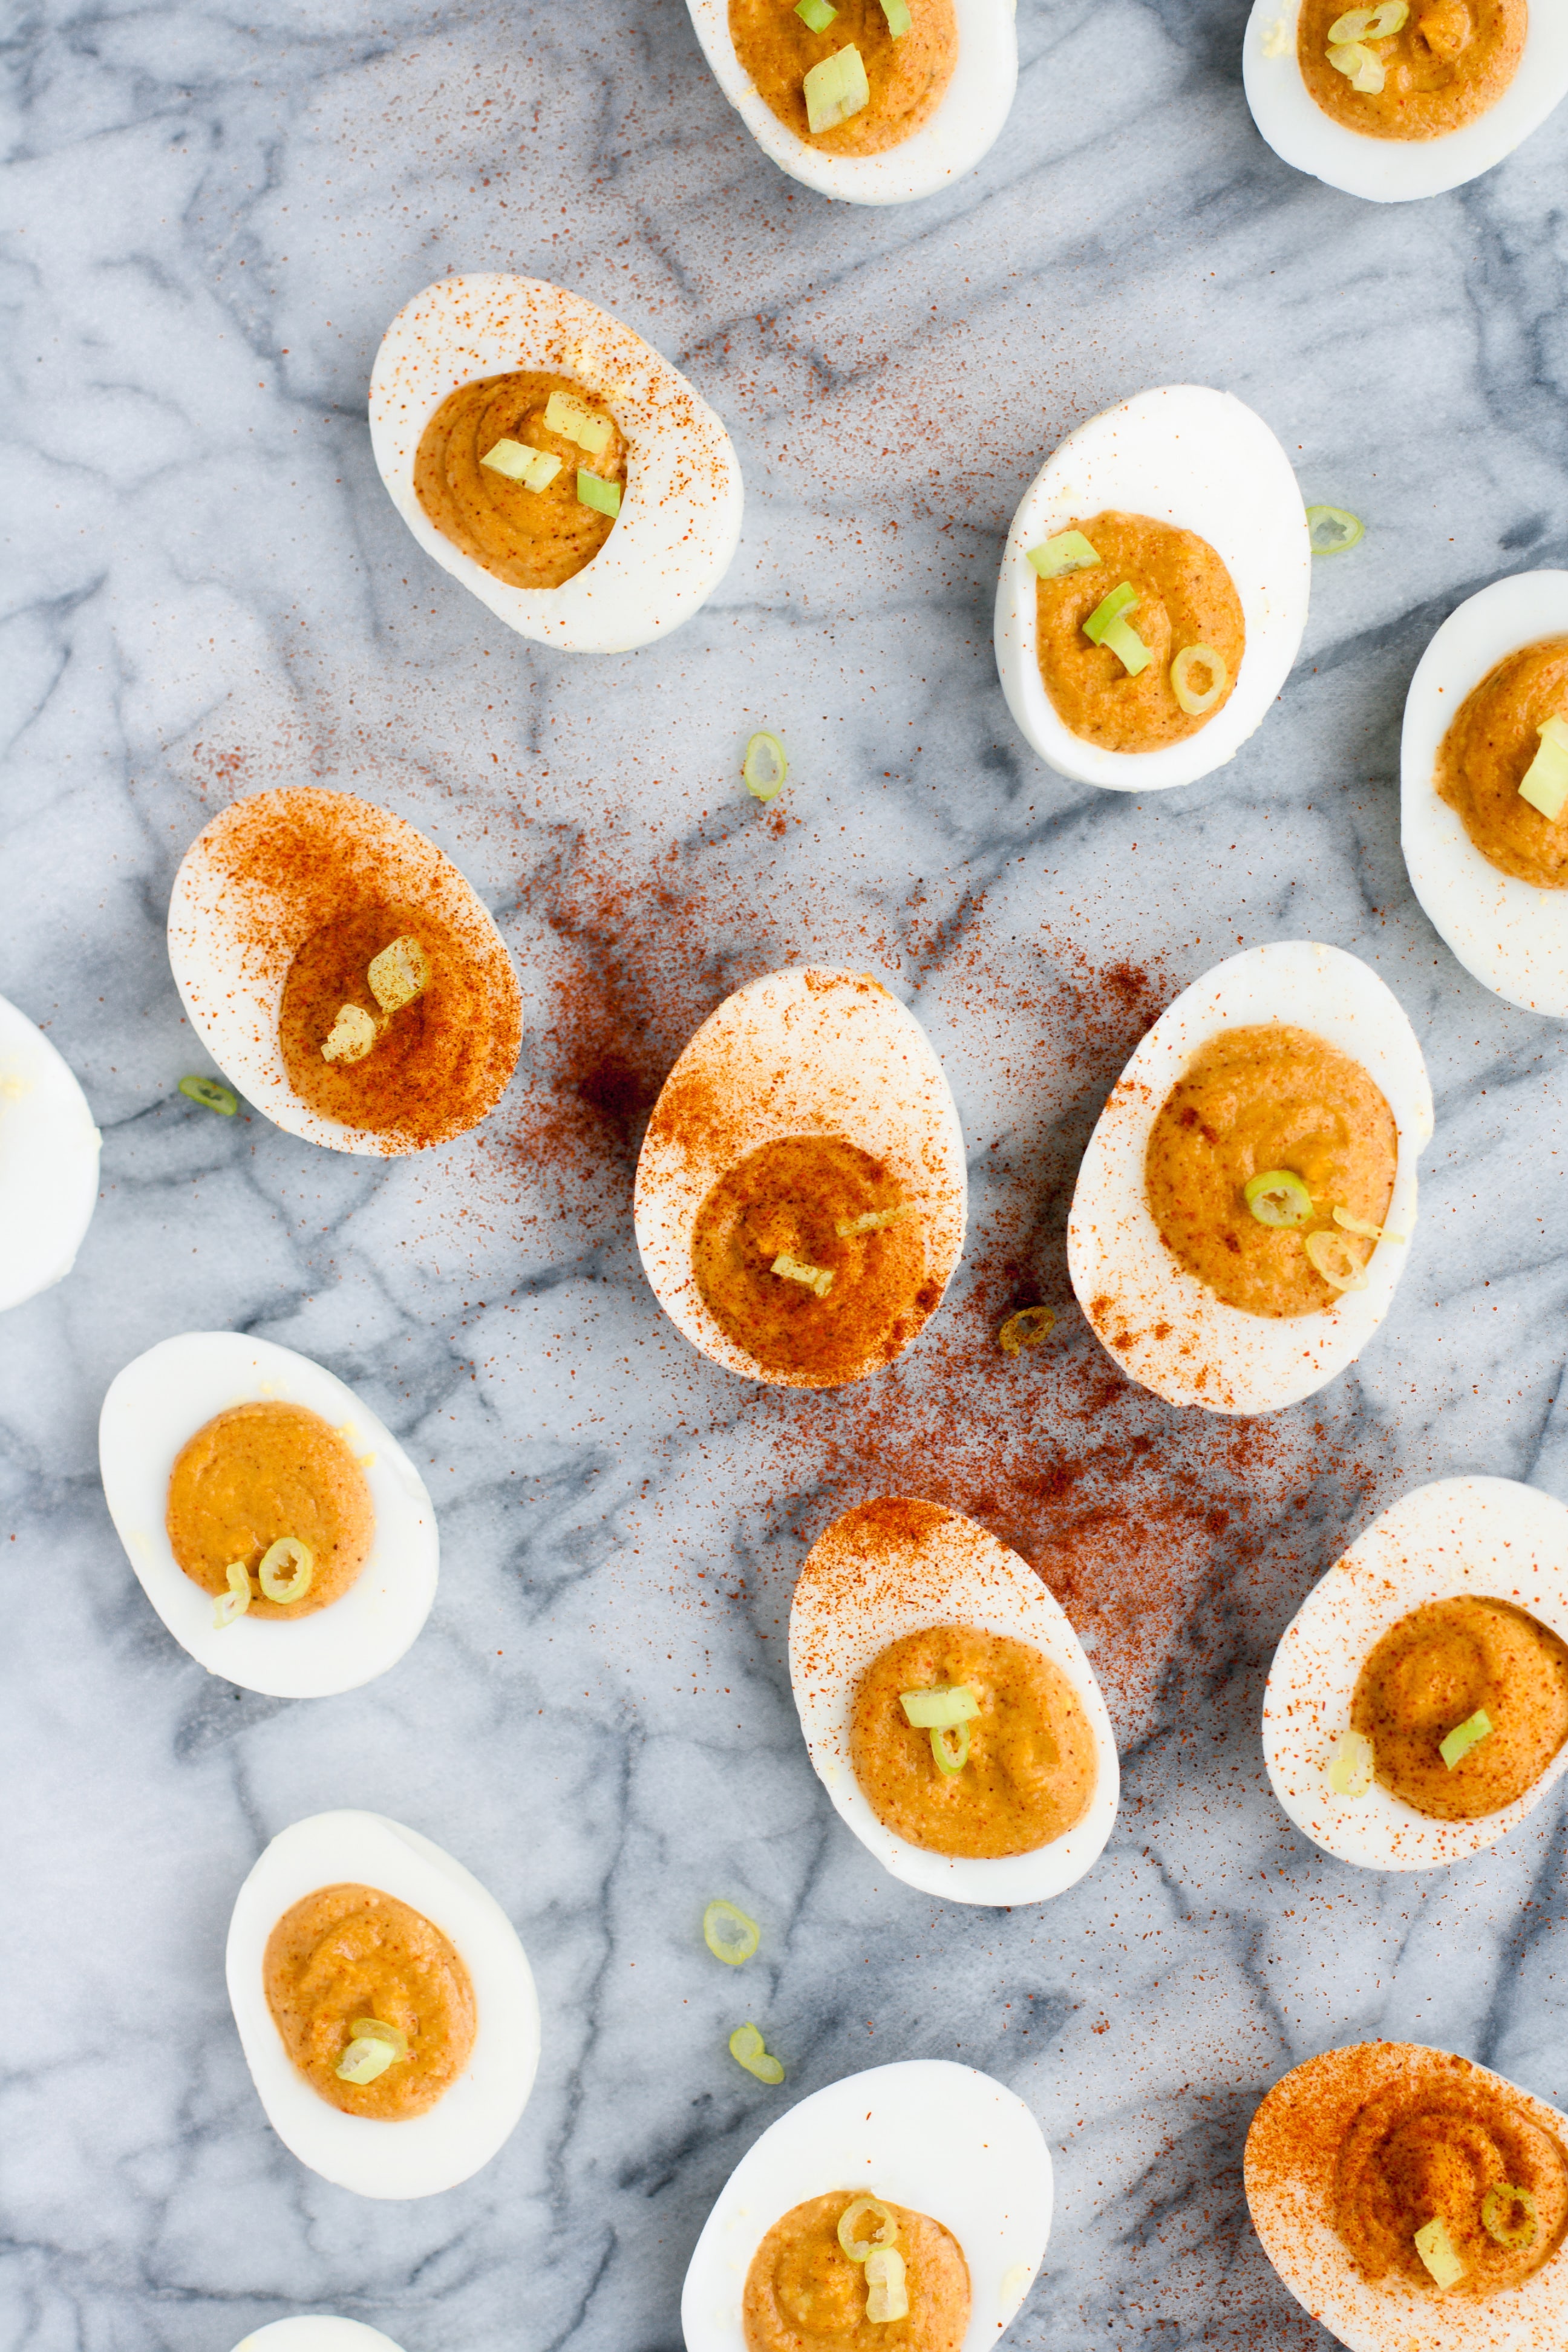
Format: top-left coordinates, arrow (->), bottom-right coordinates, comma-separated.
6,4 -> 1568,2348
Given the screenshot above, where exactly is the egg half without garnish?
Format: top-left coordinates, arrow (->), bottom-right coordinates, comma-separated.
233,2325 -> 408,2352
1244,0 -> 1568,205
635,969 -> 965,1389
1402,569 -> 1568,1018
168,785 -> 522,1157
685,0 -> 1016,206
0,991 -> 100,1313
789,1498 -> 1119,1905
99,1331 -> 439,1701
1067,942 -> 1432,1416
227,1809 -> 540,2200
1247,2041 -> 1568,2352
368,273 -> 742,653
993,385 -> 1310,792
1263,1475 -> 1568,1872
682,2059 -> 1051,2352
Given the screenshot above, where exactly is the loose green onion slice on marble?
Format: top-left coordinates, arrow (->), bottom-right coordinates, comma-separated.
702,1899 -> 760,1966
213,1561 -> 252,1629
743,730 -> 789,802
1328,2 -> 1406,38
1028,529 -> 1102,579
1439,1707 -> 1493,1771
336,2032 -> 400,2086
179,1074 -> 238,1116
729,2022 -> 785,2084
1170,643 -> 1229,717
350,2017 -> 408,2061
258,1537 -> 315,1604
480,439 -> 563,492
804,43 -> 871,133
1304,1229 -> 1368,1292
879,0 -> 912,37
543,390 -> 612,456
1244,1169 -> 1313,1228
1413,2215 -> 1466,2290
930,1721 -> 970,1775
900,1684 -> 979,1730
576,469 -> 622,520
1305,504 -> 1365,555
1518,716 -> 1568,823
795,0 -> 838,25
999,1304 -> 1054,1354
837,2197 -> 898,2261
1083,581 -> 1139,644
864,2244 -> 909,2324
1333,1203 -> 1405,1244
1327,1729 -> 1374,1798
1482,2184 -> 1538,2251
773,1252 -> 834,1298
1328,39 -> 1385,92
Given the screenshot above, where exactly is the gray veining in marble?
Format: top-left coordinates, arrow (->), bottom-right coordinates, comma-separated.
6,2 -> 1568,2347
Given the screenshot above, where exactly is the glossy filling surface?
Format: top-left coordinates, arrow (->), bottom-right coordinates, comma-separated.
728,0 -> 957,156
414,370 -> 626,590
166,1400 -> 373,1618
742,2191 -> 970,2352
1436,635 -> 1568,888
1297,0 -> 1526,142
1350,1595 -> 1568,1820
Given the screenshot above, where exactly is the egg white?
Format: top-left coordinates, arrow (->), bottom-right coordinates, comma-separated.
1263,1475 -> 1568,1872
166,785 -> 522,1157
368,273 -> 742,654
1066,942 -> 1432,1417
789,1498 -> 1119,1906
634,968 -> 966,1388
227,1809 -> 540,2200
234,2324 -> 407,2352
1401,569 -> 1568,1019
99,1331 -> 439,1700
1246,2041 -> 1568,2352
0,991 -> 100,1314
685,0 -> 1016,206
993,385 -> 1310,792
1243,0 -> 1568,203
681,2058 -> 1051,2352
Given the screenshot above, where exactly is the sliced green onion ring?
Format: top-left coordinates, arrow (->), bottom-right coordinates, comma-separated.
1332,1203 -> 1405,1244
1327,1728 -> 1374,1798
1083,582 -> 1138,644
703,1898 -> 760,1967
878,0 -> 910,33
1027,529 -> 1101,579
1518,716 -> 1568,823
900,1684 -> 979,1729
213,1560 -> 252,1629
803,42 -> 870,132
179,1074 -> 238,1116
1305,504 -> 1365,555
349,2017 -> 408,2061
1481,2184 -> 1538,2252
1413,2214 -> 1466,2291
336,2033 -> 399,2086
258,1537 -> 315,1604
930,1722 -> 970,1775
837,2197 -> 898,2262
729,2022 -> 785,2084
795,0 -> 838,24
576,468 -> 622,520
1244,1169 -> 1313,1229
743,730 -> 789,802
1439,1707 -> 1493,1771
999,1304 -> 1054,1354
1327,39 -> 1385,92
1304,1229 -> 1369,1292
1328,2 -> 1406,38
1171,643 -> 1229,717
863,2243 -> 909,2323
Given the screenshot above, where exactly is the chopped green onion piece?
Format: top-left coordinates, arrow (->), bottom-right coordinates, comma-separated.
1328,39 -> 1385,92
1333,1203 -> 1405,1244
1305,504 -> 1365,554
1028,529 -> 1102,579
543,390 -> 612,457
837,2197 -> 898,2262
213,1560 -> 252,1629
576,469 -> 622,520
864,2244 -> 909,2324
837,1203 -> 916,1236
743,730 -> 789,802
795,0 -> 837,25
1171,642 -> 1229,717
322,1004 -> 377,1064
930,1721 -> 970,1775
773,1252 -> 833,1298
1099,616 -> 1151,677
349,2017 -> 407,2061
368,936 -> 431,1014
1413,2215 -> 1466,2291
703,1899 -> 760,1966
1518,717 -> 1568,823
1481,2184 -> 1538,2251
1327,1728 -> 1375,1798
1083,581 -> 1138,644
1244,1169 -> 1313,1229
999,1304 -> 1054,1355
336,2033 -> 399,2086
804,42 -> 871,133
1440,1707 -> 1494,1771
258,1537 -> 314,1604
729,2022 -> 785,2084
900,1684 -> 980,1730
179,1074 -> 238,1116
1304,1228 -> 1369,1292
1328,2 -> 1406,38
480,437 -> 563,492
878,0 -> 911,36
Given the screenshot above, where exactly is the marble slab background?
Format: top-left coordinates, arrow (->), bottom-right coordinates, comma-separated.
6,1 -> 1568,2347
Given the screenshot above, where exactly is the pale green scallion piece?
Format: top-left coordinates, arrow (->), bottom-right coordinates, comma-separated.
702,1898 -> 760,1966
1413,2215 -> 1466,2291
1027,530 -> 1102,579
729,2022 -> 785,2084
804,43 -> 871,133
900,1684 -> 979,1730
879,0 -> 912,36
1244,1169 -> 1313,1229
1171,643 -> 1228,717
179,1074 -> 238,1116
795,0 -> 838,27
543,390 -> 612,457
480,439 -> 563,492
1333,1203 -> 1405,1244
258,1537 -> 314,1604
1439,1707 -> 1493,1771
350,2018 -> 407,2060
1304,1228 -> 1368,1292
1518,716 -> 1568,823
1083,583 -> 1150,676
743,730 -> 789,802
577,469 -> 622,520
1305,503 -> 1365,554
212,1560 -> 252,1630
864,2244 -> 909,2324
1481,2184 -> 1538,2251
1328,2 -> 1408,40
929,1722 -> 970,1775
336,2031 -> 400,2086
837,2197 -> 898,2262
773,1252 -> 832,1298
1327,1729 -> 1374,1798
1328,39 -> 1385,93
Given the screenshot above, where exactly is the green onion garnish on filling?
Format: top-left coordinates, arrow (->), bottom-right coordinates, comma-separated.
1328,2 -> 1407,39
772,1252 -> 834,1298
1083,581 -> 1138,643
178,1074 -> 238,1116
213,1560 -> 252,1629
1100,616 -> 1151,676
1327,1728 -> 1374,1798
1243,1169 -> 1313,1229
258,1537 -> 314,1604
795,0 -> 838,27
1171,642 -> 1229,718
1481,2183 -> 1538,2251
543,390 -> 612,457
576,468 -> 622,520
900,1684 -> 979,1730
1028,529 -> 1102,579
702,1898 -> 760,1967
1305,503 -> 1365,555
367,935 -> 431,1016
480,437 -> 563,492
1439,1707 -> 1493,1771
837,2197 -> 898,2262
804,42 -> 871,133
1082,585 -> 1150,678
321,1004 -> 377,1065
864,2244 -> 909,2324
350,2017 -> 407,2061
1518,716 -> 1568,823
729,2021 -> 785,2084
743,730 -> 789,802
1333,1203 -> 1405,1244
1413,2215 -> 1466,2291
1328,38 -> 1385,93
879,0 -> 912,36
335,2028 -> 402,2086
836,1203 -> 917,1236
1304,1228 -> 1368,1292
929,1721 -> 970,1775
999,1304 -> 1054,1355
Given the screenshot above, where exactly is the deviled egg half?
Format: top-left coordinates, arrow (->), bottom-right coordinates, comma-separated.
369,273 -> 742,653
1247,2041 -> 1568,2352
1263,1475 -> 1568,1872
687,0 -> 1016,205
0,991 -> 100,1313
234,2325 -> 407,2352
994,385 -> 1310,792
682,2059 -> 1051,2352
227,1809 -> 539,2200
99,1331 -> 438,1701
789,1498 -> 1119,1905
1067,942 -> 1431,1416
1244,0 -> 1568,204
1402,569 -> 1568,1018
168,786 -> 522,1157
635,969 -> 965,1389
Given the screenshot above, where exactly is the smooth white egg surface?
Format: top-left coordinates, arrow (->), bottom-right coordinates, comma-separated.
789,1497 -> 1119,1906
685,0 -> 1016,206
234,2323 -> 408,2352
369,273 -> 742,653
681,2059 -> 1051,2352
99,1331 -> 439,1700
1067,942 -> 1432,1417
993,384 -> 1310,792
0,991 -> 100,1313
1263,1475 -> 1568,1872
167,785 -> 521,1157
227,1810 -> 540,2200
634,967 -> 966,1387
1246,2042 -> 1568,2352
1244,0 -> 1568,203
1401,569 -> 1568,1018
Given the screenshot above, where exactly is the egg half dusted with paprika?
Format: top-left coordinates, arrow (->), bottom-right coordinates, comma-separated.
635,969 -> 965,1389
1067,942 -> 1431,1416
682,2059 -> 1051,2352
369,273 -> 742,653
0,991 -> 99,1314
789,1497 -> 1119,1906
